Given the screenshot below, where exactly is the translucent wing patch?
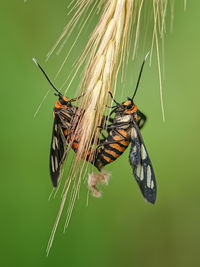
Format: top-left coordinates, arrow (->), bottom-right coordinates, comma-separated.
129,124 -> 156,204
136,109 -> 147,129
49,116 -> 67,187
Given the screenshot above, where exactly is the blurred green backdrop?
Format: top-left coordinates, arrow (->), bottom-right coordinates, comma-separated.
1,1 -> 200,266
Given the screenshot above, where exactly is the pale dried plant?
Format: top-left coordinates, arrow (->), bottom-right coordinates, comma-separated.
46,0 -> 183,255
75,0 -> 134,167
47,0 -> 134,255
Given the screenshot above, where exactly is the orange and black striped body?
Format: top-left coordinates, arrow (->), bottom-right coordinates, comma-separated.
54,96 -> 94,162
93,97 -> 157,204
54,95 -> 85,151
57,104 -> 92,157
94,100 -> 141,170
50,95 -> 83,187
94,129 -> 131,170
54,97 -> 77,129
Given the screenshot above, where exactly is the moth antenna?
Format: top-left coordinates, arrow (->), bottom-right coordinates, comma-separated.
108,91 -> 120,105
132,51 -> 150,100
33,58 -> 62,96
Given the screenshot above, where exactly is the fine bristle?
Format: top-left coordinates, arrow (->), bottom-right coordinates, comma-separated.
144,51 -> 150,61
32,57 -> 38,66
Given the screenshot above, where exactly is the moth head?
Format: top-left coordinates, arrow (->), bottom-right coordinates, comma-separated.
55,94 -> 71,109
122,98 -> 137,114
108,52 -> 149,115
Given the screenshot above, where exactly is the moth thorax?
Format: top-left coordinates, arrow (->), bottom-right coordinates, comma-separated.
55,100 -> 63,109
115,114 -> 132,124
55,100 -> 69,109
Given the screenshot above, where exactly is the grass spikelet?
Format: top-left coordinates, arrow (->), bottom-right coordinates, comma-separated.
75,0 -> 133,168
45,0 -> 186,254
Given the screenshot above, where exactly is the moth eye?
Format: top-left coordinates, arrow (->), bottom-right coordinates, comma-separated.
59,97 -> 68,105
127,104 -> 132,109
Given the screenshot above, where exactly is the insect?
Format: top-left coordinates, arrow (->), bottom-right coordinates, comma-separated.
92,52 -> 156,203
33,59 -> 84,187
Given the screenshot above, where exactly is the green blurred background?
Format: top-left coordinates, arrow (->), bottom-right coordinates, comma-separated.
1,1 -> 200,266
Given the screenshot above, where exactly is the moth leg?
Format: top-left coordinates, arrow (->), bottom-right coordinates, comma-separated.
70,93 -> 85,102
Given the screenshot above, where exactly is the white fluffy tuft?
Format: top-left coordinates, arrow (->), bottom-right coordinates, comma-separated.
88,170 -> 111,198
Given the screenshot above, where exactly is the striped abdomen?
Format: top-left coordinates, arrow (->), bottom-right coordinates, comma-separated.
63,122 -> 94,162
94,129 -> 130,171
57,106 -> 81,153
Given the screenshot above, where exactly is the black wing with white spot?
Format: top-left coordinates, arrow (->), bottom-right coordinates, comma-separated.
129,122 -> 156,204
49,115 -> 67,187
136,109 -> 147,129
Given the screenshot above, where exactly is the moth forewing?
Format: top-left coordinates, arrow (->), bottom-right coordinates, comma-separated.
49,116 -> 68,187
129,121 -> 156,204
